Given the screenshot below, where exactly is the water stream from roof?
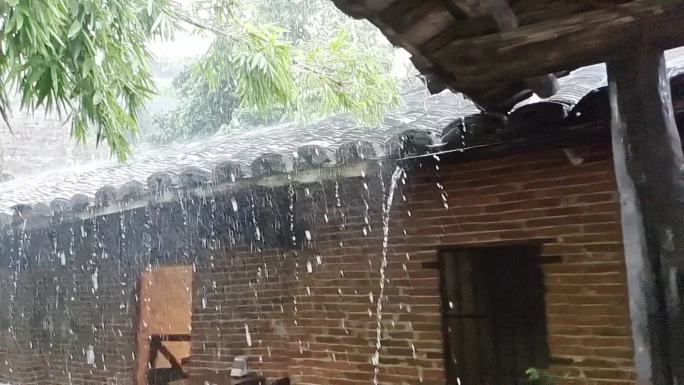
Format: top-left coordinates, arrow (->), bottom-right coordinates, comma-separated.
372,165 -> 405,385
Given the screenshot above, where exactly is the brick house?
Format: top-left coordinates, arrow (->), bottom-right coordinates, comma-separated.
0,64 -> 681,385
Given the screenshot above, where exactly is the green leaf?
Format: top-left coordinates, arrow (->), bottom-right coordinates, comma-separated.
67,19 -> 82,39
15,12 -> 24,31
150,13 -> 164,34
2,0 -> 401,158
93,90 -> 103,105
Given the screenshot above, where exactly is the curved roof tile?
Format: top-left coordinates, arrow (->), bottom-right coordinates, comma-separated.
3,51 -> 684,215
0,88 -> 476,213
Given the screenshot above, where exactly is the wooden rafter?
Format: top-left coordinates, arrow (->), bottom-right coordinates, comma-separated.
440,0 -> 489,17
430,0 -> 684,86
332,0 -> 684,112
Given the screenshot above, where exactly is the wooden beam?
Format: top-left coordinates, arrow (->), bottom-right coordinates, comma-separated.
419,15 -> 499,52
329,0 -> 396,18
441,0 -> 489,17
512,0 -> 595,26
608,48 -> 684,385
430,0 -> 684,88
486,0 -> 517,29
485,0 -> 560,98
377,0 -> 446,34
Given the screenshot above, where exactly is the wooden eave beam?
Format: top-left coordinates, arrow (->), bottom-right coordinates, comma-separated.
429,0 -> 684,88
329,0 -> 397,18
485,0 -> 560,97
440,0 -> 489,17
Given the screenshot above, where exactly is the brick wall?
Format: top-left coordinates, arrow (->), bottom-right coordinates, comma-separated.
0,140 -> 635,385
189,142 -> 634,385
400,144 -> 634,384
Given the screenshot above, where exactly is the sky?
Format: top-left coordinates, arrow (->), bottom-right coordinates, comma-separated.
149,30 -> 212,60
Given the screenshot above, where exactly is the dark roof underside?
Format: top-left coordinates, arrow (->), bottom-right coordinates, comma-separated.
330,0 -> 684,112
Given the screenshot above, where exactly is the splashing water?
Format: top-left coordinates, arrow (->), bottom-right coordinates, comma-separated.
372,166 -> 405,384
244,324 -> 252,347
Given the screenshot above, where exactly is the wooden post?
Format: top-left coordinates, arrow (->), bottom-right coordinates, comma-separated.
608,49 -> 684,385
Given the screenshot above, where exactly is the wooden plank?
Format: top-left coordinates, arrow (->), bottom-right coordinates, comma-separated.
429,0 -> 684,87
511,0 -> 596,26
153,334 -> 192,342
442,0 -> 489,17
487,0 -> 517,29
419,0 -> 598,52
484,0 -> 561,98
397,6 -> 458,47
608,48 -> 684,385
419,15 -> 499,53
377,0 -> 448,34
434,238 -> 551,251
329,0 -> 396,18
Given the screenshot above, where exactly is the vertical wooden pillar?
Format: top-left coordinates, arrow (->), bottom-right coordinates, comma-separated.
608,49 -> 684,385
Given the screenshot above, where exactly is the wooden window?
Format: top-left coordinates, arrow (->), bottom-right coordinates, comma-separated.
440,245 -> 550,385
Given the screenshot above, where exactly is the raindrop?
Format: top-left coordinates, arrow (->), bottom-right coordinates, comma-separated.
86,345 -> 95,365
91,268 -> 99,292
244,324 -> 252,347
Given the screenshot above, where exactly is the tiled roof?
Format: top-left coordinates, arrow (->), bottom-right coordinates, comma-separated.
2,54 -> 683,218
0,88 -> 477,215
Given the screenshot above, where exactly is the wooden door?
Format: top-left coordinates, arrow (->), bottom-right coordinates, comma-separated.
441,246 -> 549,385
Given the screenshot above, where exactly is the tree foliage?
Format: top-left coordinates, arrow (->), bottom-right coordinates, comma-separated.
147,0 -> 400,144
145,67 -> 239,143
0,0 -> 176,159
1,0 -> 401,155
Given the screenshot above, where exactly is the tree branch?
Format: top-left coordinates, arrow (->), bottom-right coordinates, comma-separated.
165,7 -> 238,41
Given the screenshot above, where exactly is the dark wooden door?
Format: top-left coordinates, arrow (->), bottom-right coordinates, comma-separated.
441,246 -> 549,385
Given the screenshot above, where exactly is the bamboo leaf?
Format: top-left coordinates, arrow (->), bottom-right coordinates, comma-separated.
67,19 -> 82,39
93,90 -> 103,105
15,12 -> 24,31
